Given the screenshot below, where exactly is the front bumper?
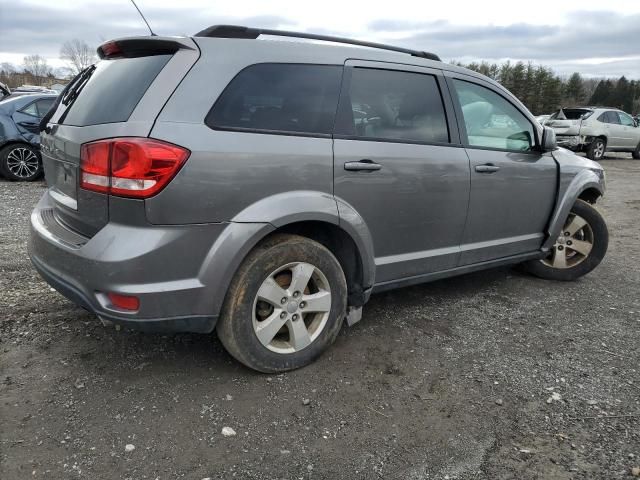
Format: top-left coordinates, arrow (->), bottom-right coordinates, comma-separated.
28,191 -> 229,333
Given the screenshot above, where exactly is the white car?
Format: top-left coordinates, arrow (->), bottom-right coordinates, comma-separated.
536,114 -> 550,125
546,107 -> 640,160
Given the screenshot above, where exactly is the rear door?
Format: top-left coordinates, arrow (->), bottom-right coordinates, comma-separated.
12,97 -> 55,141
40,38 -> 198,237
333,61 -> 469,283
602,111 -> 624,148
617,111 -> 638,148
447,74 -> 557,265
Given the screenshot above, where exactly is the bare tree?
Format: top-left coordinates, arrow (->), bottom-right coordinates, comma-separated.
22,55 -> 52,86
60,39 -> 97,76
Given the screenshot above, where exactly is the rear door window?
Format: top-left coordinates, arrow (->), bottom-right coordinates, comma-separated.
53,54 -> 171,127
206,64 -> 342,136
606,111 -> 621,124
335,67 -> 449,144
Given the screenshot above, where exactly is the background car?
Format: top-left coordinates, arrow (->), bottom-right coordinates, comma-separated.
536,114 -> 550,125
0,82 -> 10,100
546,107 -> 640,160
0,93 -> 57,181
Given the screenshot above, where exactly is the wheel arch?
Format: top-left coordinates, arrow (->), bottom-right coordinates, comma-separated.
199,191 -> 376,317
543,170 -> 605,250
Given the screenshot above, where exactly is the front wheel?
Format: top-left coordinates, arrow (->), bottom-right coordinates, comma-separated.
0,144 -> 42,181
632,142 -> 640,159
524,200 -> 608,281
216,234 -> 347,373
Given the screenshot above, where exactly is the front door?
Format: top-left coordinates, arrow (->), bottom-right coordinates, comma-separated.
333,62 -> 470,284
617,111 -> 639,149
447,75 -> 557,265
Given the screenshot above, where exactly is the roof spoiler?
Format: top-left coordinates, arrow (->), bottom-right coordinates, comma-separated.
194,25 -> 441,62
97,37 -> 195,59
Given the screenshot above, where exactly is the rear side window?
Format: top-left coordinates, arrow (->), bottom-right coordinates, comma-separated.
55,55 -> 171,127
206,64 -> 342,136
335,68 -> 449,144
19,98 -> 54,118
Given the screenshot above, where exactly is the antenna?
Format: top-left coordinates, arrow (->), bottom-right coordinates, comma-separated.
129,0 -> 157,36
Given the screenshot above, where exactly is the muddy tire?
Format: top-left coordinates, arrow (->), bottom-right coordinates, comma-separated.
523,200 -> 608,281
216,234 -> 347,373
586,138 -> 606,161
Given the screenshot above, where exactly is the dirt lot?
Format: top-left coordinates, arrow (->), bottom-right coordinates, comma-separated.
1,156 -> 639,480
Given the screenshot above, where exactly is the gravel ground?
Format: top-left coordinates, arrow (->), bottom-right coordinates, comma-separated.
1,155 -> 639,479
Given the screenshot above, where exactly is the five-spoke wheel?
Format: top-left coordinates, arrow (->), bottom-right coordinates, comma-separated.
524,199 -> 608,281
217,234 -> 347,373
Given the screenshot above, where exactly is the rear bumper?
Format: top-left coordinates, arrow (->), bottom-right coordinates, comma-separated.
556,135 -> 584,149
28,190 -> 232,333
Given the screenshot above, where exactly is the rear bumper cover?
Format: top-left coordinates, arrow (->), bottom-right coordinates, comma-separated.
28,191 -> 233,333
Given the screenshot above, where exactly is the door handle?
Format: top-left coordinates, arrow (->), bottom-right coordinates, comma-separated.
475,164 -> 500,173
344,160 -> 382,171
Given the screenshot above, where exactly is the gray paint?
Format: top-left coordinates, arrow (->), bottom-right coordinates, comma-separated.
29,33 -> 606,332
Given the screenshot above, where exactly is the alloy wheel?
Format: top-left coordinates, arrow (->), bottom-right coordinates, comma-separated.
593,141 -> 605,159
6,147 -> 39,179
252,262 -> 332,354
541,213 -> 594,269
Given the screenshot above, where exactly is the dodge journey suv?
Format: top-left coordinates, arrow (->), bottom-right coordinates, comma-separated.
30,26 -> 608,372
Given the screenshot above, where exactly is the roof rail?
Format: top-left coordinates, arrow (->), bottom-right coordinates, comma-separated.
194,25 -> 441,62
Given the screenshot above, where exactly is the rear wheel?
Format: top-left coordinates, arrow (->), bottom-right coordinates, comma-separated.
0,144 -> 42,181
523,200 -> 608,281
216,234 -> 347,373
586,138 -> 606,161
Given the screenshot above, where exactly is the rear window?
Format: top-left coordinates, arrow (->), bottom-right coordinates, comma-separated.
206,64 -> 342,136
549,108 -> 592,120
54,54 -> 171,127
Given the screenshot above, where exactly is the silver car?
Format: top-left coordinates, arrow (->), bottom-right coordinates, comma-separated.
30,26 -> 609,372
547,107 -> 640,160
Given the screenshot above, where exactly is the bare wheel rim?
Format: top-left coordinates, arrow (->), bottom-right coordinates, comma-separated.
541,213 -> 594,269
6,147 -> 39,178
252,262 -> 332,354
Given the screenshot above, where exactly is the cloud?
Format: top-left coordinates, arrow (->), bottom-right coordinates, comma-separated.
368,11 -> 640,76
0,0 -> 292,59
0,1 -> 638,77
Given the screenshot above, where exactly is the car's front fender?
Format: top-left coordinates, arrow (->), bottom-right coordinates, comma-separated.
543,166 -> 605,250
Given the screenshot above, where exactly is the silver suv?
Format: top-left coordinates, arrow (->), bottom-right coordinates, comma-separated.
30,26 -> 609,372
547,107 -> 640,160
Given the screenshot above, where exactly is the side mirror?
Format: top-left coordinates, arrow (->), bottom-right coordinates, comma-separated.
541,126 -> 557,152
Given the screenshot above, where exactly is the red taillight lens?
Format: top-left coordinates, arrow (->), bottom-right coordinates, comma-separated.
80,138 -> 189,198
107,292 -> 139,311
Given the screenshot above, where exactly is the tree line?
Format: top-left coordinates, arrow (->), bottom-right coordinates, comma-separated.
0,39 -> 96,89
458,60 -> 640,115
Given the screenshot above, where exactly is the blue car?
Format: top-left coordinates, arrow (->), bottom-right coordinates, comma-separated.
0,93 -> 57,181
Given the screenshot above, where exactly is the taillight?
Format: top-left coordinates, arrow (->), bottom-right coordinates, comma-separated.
100,41 -> 122,58
80,138 -> 189,198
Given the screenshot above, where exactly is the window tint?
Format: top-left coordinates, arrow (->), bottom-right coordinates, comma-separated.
606,111 -> 620,124
618,112 -> 635,126
36,98 -> 55,117
453,80 -> 534,152
207,64 -> 342,136
336,68 -> 449,143
56,55 -> 171,127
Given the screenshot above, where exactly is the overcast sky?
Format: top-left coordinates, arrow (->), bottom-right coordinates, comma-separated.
1,0 -> 639,78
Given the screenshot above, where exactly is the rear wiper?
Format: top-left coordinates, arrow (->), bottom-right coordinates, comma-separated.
61,65 -> 96,106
